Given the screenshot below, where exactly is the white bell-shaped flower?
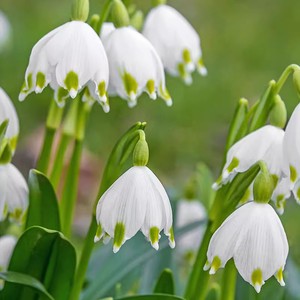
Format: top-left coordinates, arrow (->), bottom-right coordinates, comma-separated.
0,163 -> 28,222
95,166 -> 175,253
205,202 -> 288,293
100,22 -> 116,40
213,125 -> 288,189
0,87 -> 19,152
102,26 -> 172,107
19,21 -> 109,110
0,235 -> 16,271
0,11 -> 11,52
283,103 -> 300,202
142,4 -> 206,85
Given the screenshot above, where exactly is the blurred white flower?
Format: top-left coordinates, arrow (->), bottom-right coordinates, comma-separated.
0,163 -> 28,223
283,103 -> 300,202
205,202 -> 288,293
176,199 -> 206,253
19,21 -> 109,110
272,177 -> 291,215
213,125 -> 288,190
0,87 -> 19,152
95,166 -> 175,253
102,26 -> 172,107
143,4 -> 206,85
100,22 -> 116,40
0,11 -> 11,52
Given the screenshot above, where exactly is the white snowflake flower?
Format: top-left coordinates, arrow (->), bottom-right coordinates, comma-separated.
205,202 -> 288,293
143,4 -> 206,84
19,21 -> 109,111
102,26 -> 172,107
95,166 -> 175,253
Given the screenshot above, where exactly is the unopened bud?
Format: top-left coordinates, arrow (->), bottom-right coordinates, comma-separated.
133,131 -> 149,166
269,95 -> 287,128
152,0 -> 167,6
130,10 -> 144,31
111,0 -> 130,28
71,0 -> 89,22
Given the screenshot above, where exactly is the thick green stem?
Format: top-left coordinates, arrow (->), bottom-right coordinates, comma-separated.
273,64 -> 299,95
184,220 -> 213,300
220,260 -> 237,300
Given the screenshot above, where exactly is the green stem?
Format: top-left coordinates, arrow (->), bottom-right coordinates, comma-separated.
97,0 -> 113,33
184,220 -> 213,300
273,64 -> 299,95
49,132 -> 72,189
220,260 -> 237,300
36,100 -> 64,174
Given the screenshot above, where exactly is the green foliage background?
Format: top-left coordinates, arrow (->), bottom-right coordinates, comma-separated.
1,0 -> 300,298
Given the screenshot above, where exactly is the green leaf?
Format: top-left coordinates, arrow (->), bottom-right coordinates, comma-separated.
154,269 -> 174,295
2,226 -> 76,300
26,169 -> 60,231
115,294 -> 185,300
0,271 -> 54,300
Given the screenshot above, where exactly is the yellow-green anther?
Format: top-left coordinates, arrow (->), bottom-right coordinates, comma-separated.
269,95 -> 287,128
183,48 -> 192,64
159,84 -> 172,101
253,162 -> 274,204
293,68 -> 300,97
111,0 -> 130,28
113,222 -> 125,250
209,256 -> 221,274
252,268 -> 263,284
133,130 -> 149,166
130,10 -> 144,31
71,0 -> 89,22
150,227 -> 160,245
226,157 -> 239,173
146,79 -> 155,95
98,81 -> 106,98
122,72 -> 138,97
64,71 -> 79,93
290,165 -> 297,183
275,267 -> 285,285
36,72 -> 46,90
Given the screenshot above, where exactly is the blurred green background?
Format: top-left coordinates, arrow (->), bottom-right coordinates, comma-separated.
1,0 -> 300,298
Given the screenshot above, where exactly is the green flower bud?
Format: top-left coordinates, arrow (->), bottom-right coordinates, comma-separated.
253,162 -> 274,204
133,131 -> 149,166
293,68 -> 300,97
90,14 -> 100,32
152,0 -> 167,6
111,0 -> 130,28
130,10 -> 144,31
269,95 -> 287,128
71,0 -> 89,22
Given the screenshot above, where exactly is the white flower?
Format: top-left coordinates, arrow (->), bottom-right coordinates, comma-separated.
19,21 -> 109,110
283,103 -> 300,202
176,199 -> 206,253
0,11 -> 11,52
205,202 -> 288,293
213,125 -> 288,189
142,4 -> 206,85
95,166 -> 175,253
0,163 -> 28,222
272,177 -> 291,215
0,87 -> 19,151
0,235 -> 17,289
102,26 -> 172,107
100,22 -> 116,40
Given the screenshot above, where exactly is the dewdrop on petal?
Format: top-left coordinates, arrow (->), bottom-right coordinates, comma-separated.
0,163 -> 28,223
213,125 -> 288,189
103,26 -> 172,107
95,132 -> 175,252
143,4 -> 206,84
19,20 -> 109,110
0,87 -> 19,153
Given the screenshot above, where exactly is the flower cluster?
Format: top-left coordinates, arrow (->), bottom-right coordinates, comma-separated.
19,2 -> 206,110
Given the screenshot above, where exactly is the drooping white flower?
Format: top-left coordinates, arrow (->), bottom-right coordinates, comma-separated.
100,22 -> 116,40
142,4 -> 206,85
0,163 -> 28,222
102,26 -> 172,107
283,103 -> 300,202
19,21 -> 109,110
213,125 -> 288,190
272,177 -> 291,215
0,11 -> 11,52
0,87 -> 19,152
205,202 -> 288,293
176,199 -> 206,253
0,235 -> 16,271
95,166 -> 175,253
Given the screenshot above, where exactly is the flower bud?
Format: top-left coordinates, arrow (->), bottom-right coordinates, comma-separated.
152,0 -> 167,6
293,68 -> 300,97
111,0 -> 130,28
253,162 -> 274,204
130,10 -> 144,31
269,95 -> 287,128
133,131 -> 149,166
71,0 -> 89,22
